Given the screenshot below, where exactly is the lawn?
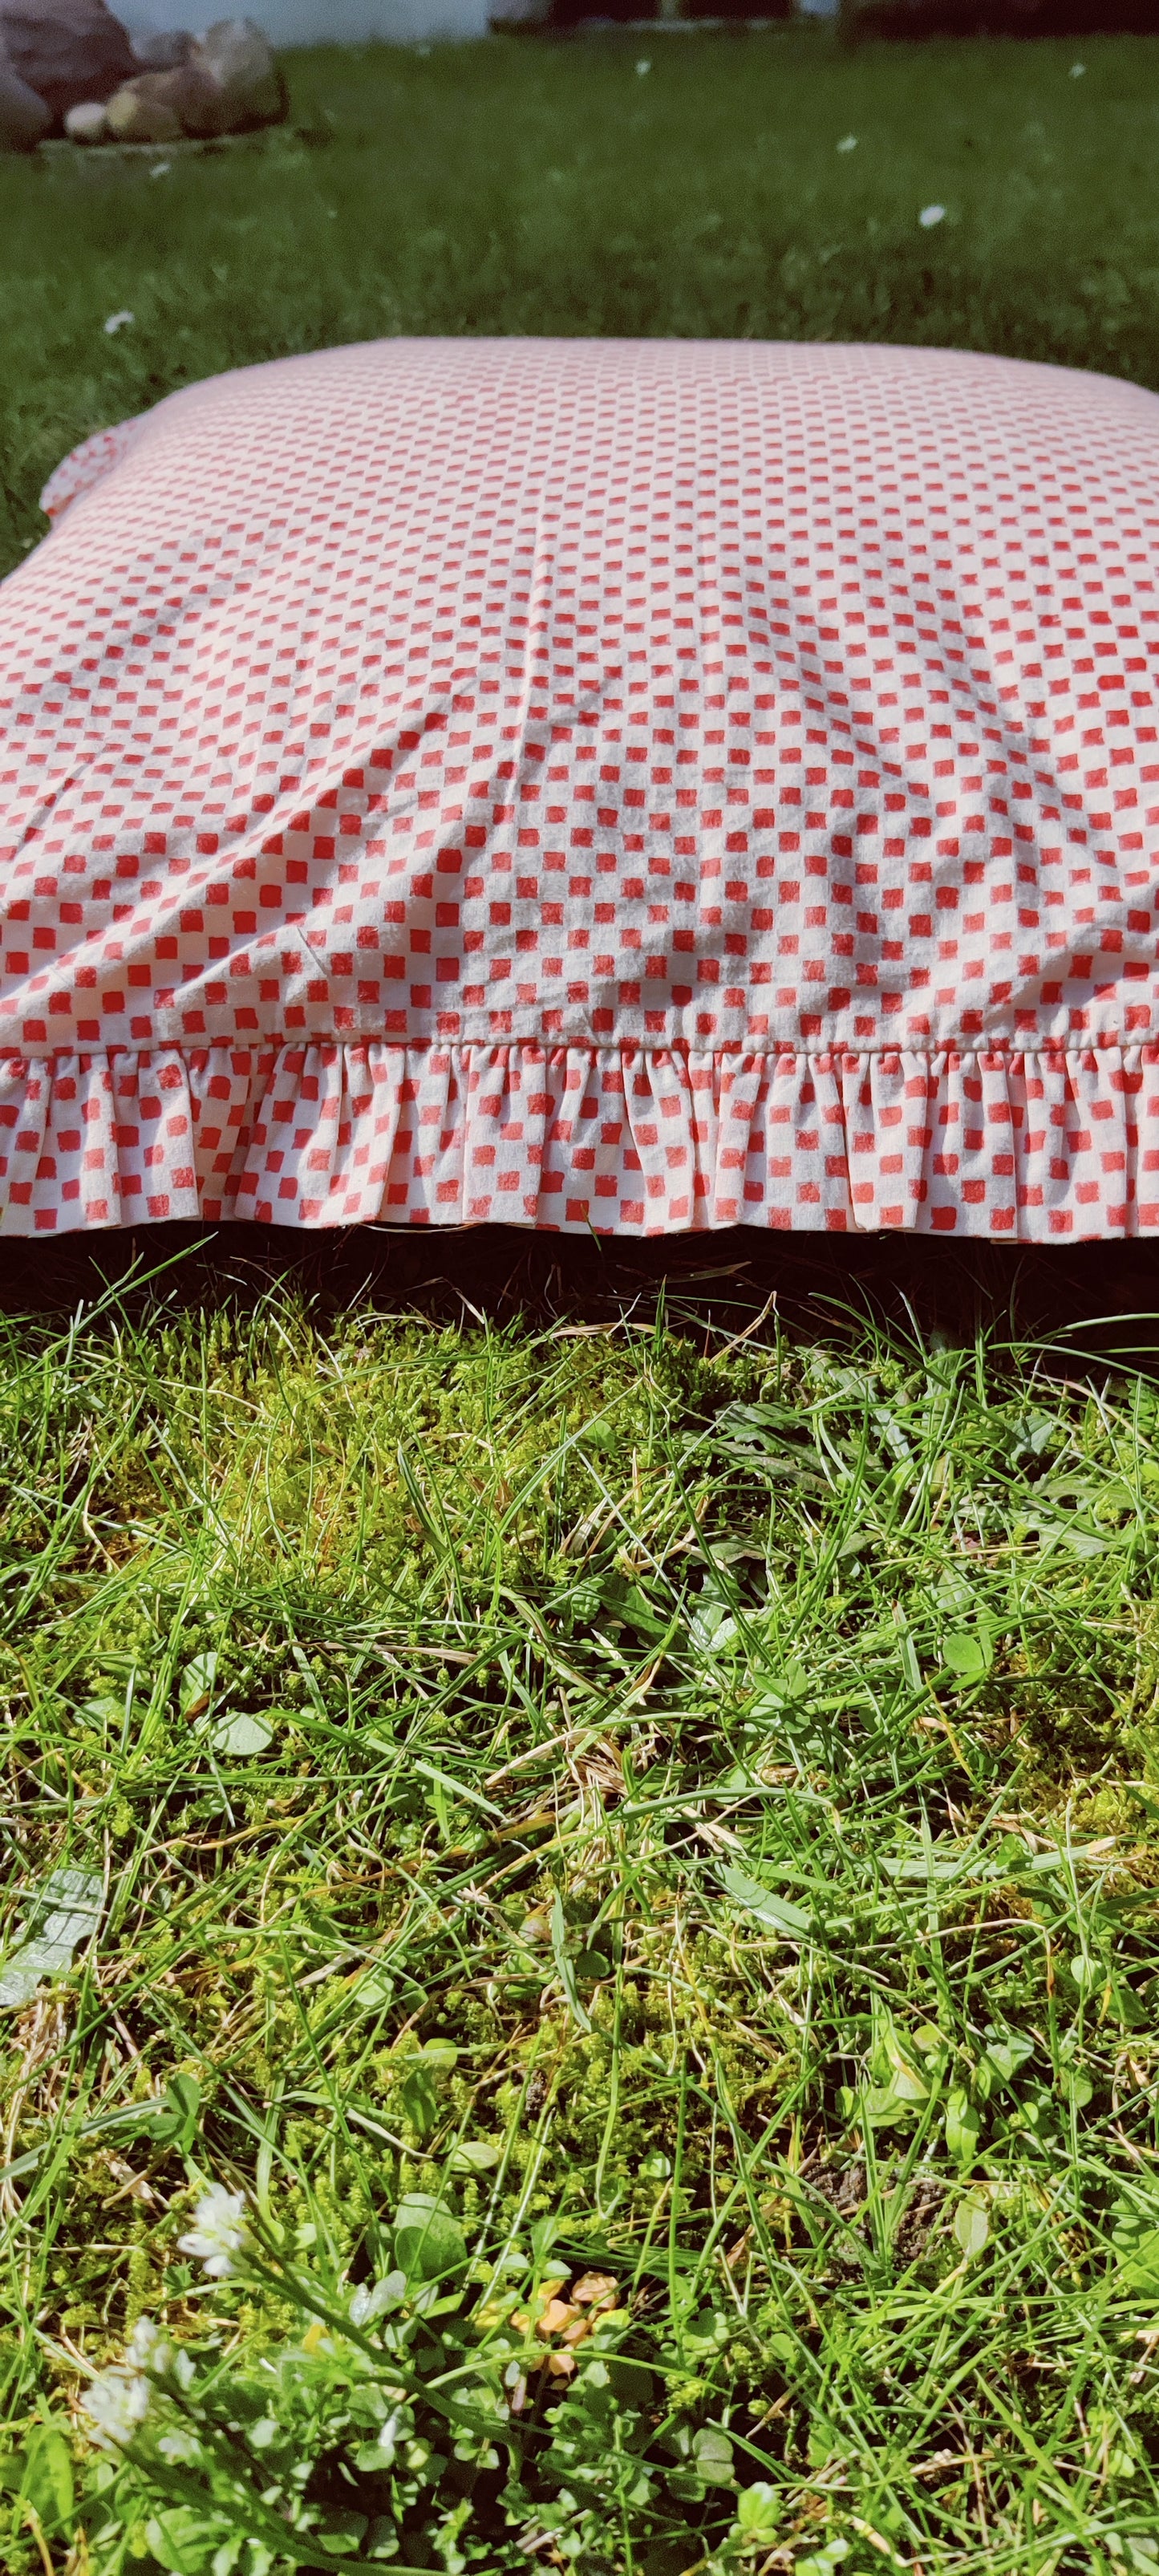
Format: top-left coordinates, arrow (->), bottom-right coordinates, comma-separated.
2,1238 -> 1159,2576
3,26 -> 1159,2576
4,27 -> 1159,576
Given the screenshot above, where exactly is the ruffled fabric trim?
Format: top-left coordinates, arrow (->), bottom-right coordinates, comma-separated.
1,1041 -> 1158,1240
39,418 -> 144,525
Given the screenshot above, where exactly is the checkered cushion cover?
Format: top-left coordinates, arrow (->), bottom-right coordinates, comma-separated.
2,335 -> 1159,1239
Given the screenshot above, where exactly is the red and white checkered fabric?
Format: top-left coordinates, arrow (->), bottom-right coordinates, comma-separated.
3,335 -> 1159,1239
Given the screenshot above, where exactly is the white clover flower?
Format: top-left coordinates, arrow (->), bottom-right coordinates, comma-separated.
837,134 -> 857,152
179,2185 -> 250,2279
919,204 -> 946,229
156,2423 -> 207,2466
103,310 -> 135,336
635,58 -> 650,75
84,2367 -> 151,2447
1070,60 -> 1084,75
127,2316 -> 172,2374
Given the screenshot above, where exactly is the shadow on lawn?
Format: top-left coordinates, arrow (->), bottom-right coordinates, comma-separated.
2,1220 -> 1159,1363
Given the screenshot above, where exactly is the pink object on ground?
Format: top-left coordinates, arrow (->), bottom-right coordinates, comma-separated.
3,335 -> 1159,1240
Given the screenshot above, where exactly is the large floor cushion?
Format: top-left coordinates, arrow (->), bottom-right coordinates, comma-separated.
2,335 -> 1158,1239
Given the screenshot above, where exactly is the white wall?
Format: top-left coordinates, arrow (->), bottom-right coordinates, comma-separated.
118,0 -> 489,45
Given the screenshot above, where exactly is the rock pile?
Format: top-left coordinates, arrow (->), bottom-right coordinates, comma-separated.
0,51 -> 52,143
0,1 -> 285,148
1,0 -> 133,128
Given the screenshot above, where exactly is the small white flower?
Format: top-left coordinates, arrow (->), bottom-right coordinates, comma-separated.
837,134 -> 857,152
84,2367 -> 151,2446
149,160 -> 170,179
179,2184 -> 250,2279
127,2316 -> 172,2374
1070,60 -> 1085,75
103,310 -> 135,335
918,204 -> 946,229
157,2423 -> 207,2466
635,57 -> 650,75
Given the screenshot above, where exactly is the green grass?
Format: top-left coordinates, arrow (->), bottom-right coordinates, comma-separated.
4,26 -> 1159,578
2,1256 -> 1159,2572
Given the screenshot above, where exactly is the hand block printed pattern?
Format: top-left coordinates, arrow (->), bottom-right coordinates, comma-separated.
3,335 -> 1159,1239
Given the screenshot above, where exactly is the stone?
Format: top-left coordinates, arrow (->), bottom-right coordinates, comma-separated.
102,20 -> 285,142
0,0 -> 136,124
129,26 -> 195,67
103,71 -> 184,138
0,47 -> 51,145
195,17 -> 285,129
63,94 -> 107,136
104,56 -> 226,137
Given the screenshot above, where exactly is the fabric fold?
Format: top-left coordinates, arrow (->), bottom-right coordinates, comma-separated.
1,1041 -> 1157,1239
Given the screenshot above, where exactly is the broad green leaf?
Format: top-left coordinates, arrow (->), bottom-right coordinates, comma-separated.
751,1657 -> 809,1713
0,1868 -> 103,2011
719,1868 -> 811,1938
601,2353 -> 654,2408
349,2270 -> 406,2327
79,1695 -> 124,1729
153,2073 -> 201,2148
393,2193 -> 467,2283
689,1599 -> 739,1657
691,2427 -> 735,2488
954,2189 -> 991,2258
18,2427 -> 74,2533
398,2063 -> 440,2140
942,1629 -> 993,1679
213,1711 -> 275,1757
979,2031 -> 1034,2094
311,2503 -> 369,2551
145,2507 -> 225,2574
178,1653 -> 217,1714
683,2309 -> 731,2357
1112,2201 -> 1159,2293
352,1968 -> 392,2014
448,2139 -> 501,2173
806,2417 -> 841,2468
735,2481 -> 780,2537
865,2016 -> 934,2121
419,2038 -> 458,2071
881,2056 -> 929,2100
945,2087 -> 982,2163
618,1583 -> 672,1641
863,2076 -> 927,2124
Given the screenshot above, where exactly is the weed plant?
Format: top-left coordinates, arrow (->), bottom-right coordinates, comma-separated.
0,1270 -> 1157,2570
4,30 -> 1159,574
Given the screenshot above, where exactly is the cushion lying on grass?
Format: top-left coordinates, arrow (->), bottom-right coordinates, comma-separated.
2,335 -> 1159,1239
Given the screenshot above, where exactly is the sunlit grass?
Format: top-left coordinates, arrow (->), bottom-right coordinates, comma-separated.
4,27 -> 1159,574
1,1267 -> 1158,2570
